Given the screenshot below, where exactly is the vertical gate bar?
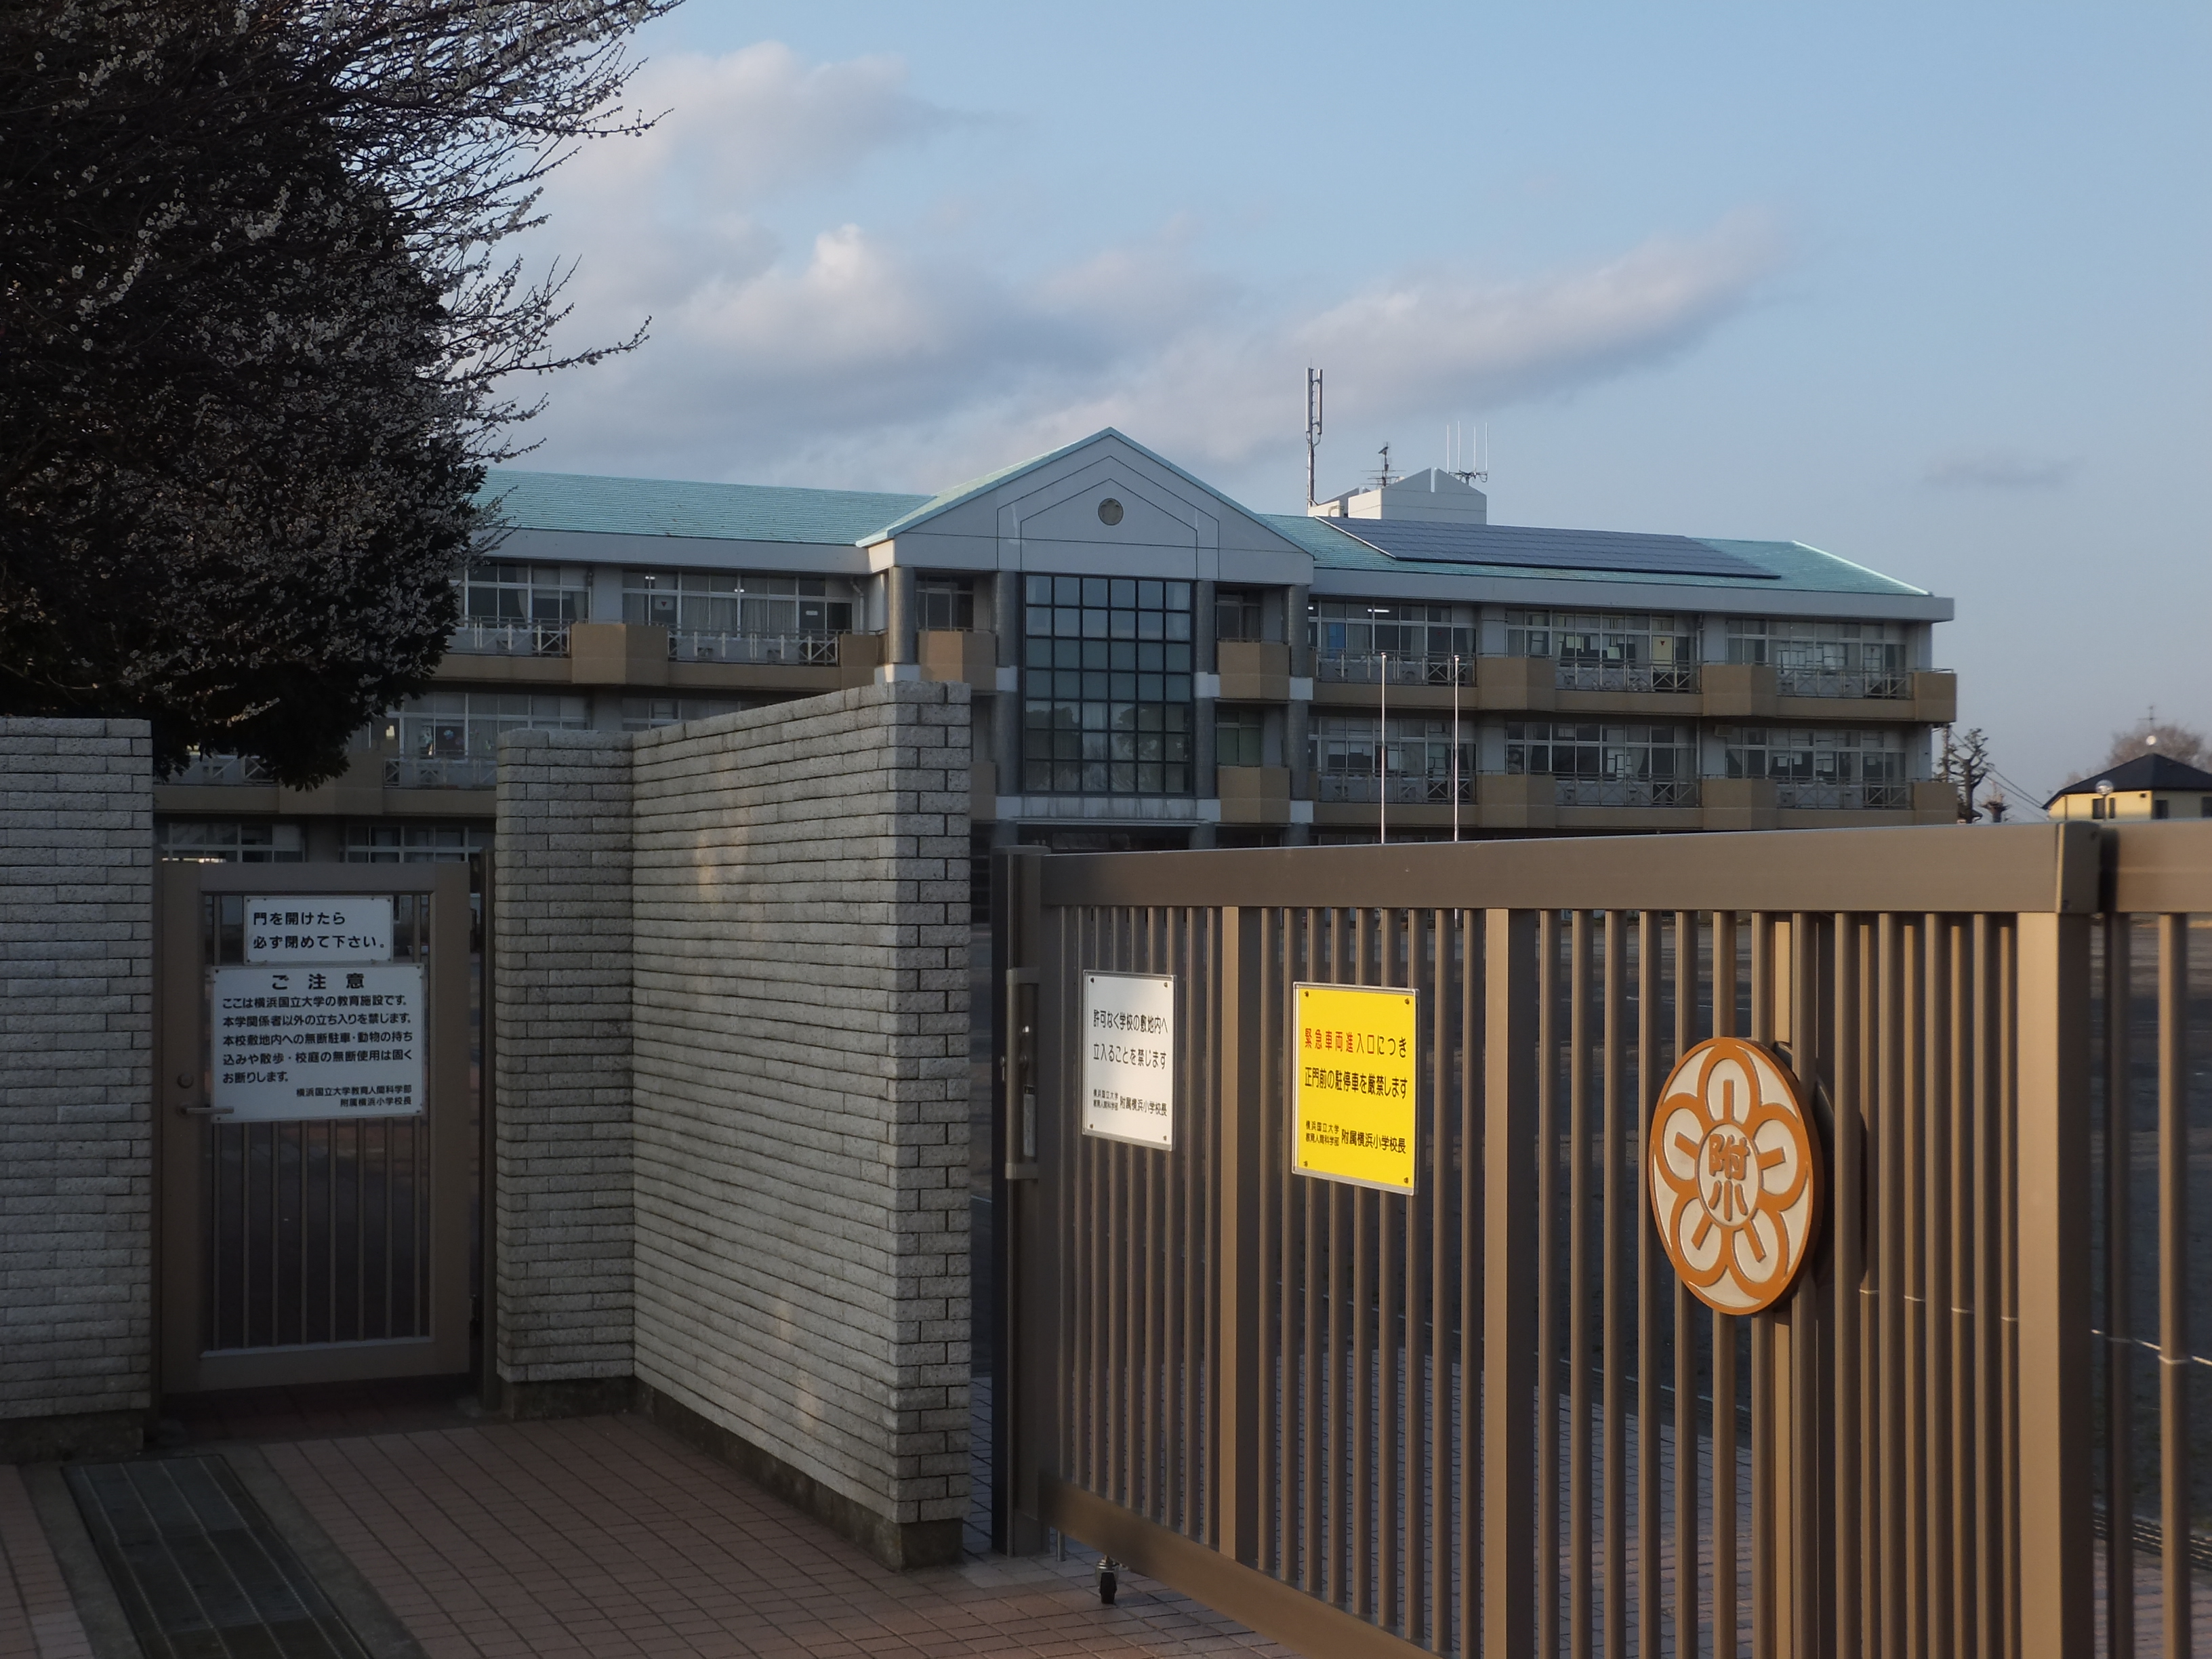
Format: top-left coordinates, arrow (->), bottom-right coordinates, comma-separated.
1483,908 -> 1538,1659
1380,911 -> 1403,1628
1673,910 -> 1697,1659
1191,909 -> 1211,1534
1792,912 -> 1825,1659
1538,906 -> 1562,1659
1168,911 -> 1188,1532
1458,907 -> 1481,1655
1206,907 -> 1222,1540
1601,911 -> 1626,1659
1999,918 -> 2021,1659
1143,911 -> 1160,1519
2013,909 -> 2092,1659
1261,907 -> 1279,1564
2156,912 -> 2189,1659
1570,909 -> 1593,1659
1637,910 -> 1661,1659
1835,916 -> 1865,1659
1092,913 -> 1109,1493
1972,914 -> 2001,1659
1750,915 -> 1775,1659
1356,905 -> 1374,1620
1925,916 -> 1954,1659
1215,906 -> 1264,1565
1305,914 -> 1323,1592
1716,907 -> 1740,1658
1425,907 -> 1449,1649
1950,922 -> 1977,1659
1879,912 -> 1906,1659
2102,910 -> 2134,1659
1903,916 -> 1930,1659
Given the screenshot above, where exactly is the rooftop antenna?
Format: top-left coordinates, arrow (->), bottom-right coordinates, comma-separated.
1305,368 -> 1325,508
1374,443 -> 1393,489
1449,420 -> 1490,485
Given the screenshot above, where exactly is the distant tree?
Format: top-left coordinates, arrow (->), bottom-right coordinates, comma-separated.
2101,714 -> 2209,774
1941,725 -> 1994,822
0,0 -> 675,784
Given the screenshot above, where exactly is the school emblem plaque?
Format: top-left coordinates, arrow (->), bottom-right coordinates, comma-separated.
1648,1036 -> 1822,1315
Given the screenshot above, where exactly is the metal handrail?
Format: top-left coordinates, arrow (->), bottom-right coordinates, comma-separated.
385,756 -> 497,789
1552,661 -> 1700,693
1315,774 -> 1475,804
1313,653 -> 1473,687
449,621 -> 573,657
1776,781 -> 1910,809
1773,667 -> 1911,699
170,752 -> 276,787
668,630 -> 842,665
1553,777 -> 1700,808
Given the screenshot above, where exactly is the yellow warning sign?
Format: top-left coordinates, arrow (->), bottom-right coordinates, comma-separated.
1292,982 -> 1419,1192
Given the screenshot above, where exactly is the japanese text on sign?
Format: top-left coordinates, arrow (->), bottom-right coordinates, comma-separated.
1082,972 -> 1176,1149
210,964 -> 424,1121
1294,983 -> 1418,1191
245,896 -> 394,964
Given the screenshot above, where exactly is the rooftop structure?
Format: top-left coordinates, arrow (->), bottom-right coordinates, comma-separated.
151,426 -> 1960,864
2043,752 -> 2212,821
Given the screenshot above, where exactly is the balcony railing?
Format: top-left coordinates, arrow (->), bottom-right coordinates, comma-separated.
1774,667 -> 1910,699
1554,777 -> 1700,808
385,756 -> 497,790
1554,661 -> 1700,693
670,630 -> 840,666
170,752 -> 276,786
449,621 -> 573,657
1313,653 -> 1474,687
1777,781 -> 1910,810
1315,773 -> 1475,805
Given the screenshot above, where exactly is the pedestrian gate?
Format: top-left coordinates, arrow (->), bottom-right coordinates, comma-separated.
155,862 -> 474,1393
992,823 -> 2212,1659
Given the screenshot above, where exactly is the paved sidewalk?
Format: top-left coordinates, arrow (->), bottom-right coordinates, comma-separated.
268,1414 -> 1292,1659
0,1467 -> 91,1659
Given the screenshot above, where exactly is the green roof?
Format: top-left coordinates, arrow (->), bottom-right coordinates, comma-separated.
481,469 -> 927,546
1267,514 -> 1929,597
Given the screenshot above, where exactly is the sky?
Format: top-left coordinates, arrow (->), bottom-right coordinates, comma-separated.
509,2 -> 2211,804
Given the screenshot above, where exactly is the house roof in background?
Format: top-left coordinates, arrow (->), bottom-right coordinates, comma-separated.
2043,752 -> 2212,806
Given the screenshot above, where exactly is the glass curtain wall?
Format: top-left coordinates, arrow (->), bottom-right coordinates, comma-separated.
1021,575 -> 1193,796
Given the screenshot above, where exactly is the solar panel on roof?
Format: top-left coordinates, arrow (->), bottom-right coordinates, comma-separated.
1332,519 -> 1779,580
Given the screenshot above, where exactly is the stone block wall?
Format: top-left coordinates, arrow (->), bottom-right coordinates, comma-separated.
491,731 -> 635,1393
493,682 -> 971,1565
0,718 -> 154,1458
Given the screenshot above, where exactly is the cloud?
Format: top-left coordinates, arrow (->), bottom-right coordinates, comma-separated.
1921,449 -> 2078,490
514,45 -> 1783,498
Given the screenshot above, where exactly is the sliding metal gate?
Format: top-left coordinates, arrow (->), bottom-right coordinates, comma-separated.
156,861 -> 473,1392
994,822 -> 2212,1659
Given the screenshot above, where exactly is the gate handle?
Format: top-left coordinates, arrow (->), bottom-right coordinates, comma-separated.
1004,967 -> 1040,1181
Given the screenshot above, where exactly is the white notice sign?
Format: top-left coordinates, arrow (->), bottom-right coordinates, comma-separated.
211,964 -> 425,1121
1082,971 -> 1176,1148
245,896 -> 393,964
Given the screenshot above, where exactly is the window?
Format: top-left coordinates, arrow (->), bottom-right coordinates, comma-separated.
623,571 -> 858,638
619,697 -> 751,731
2201,797 -> 2211,818
1505,722 -> 1699,807
386,692 -> 589,787
1720,726 -> 1907,808
918,577 -> 975,632
344,823 -> 491,863
455,561 -> 588,655
1309,600 -> 1473,683
1311,715 -> 1473,804
1727,618 -> 1906,696
169,748 -> 276,786
1504,610 -> 1697,692
2154,798 -> 2171,820
1216,588 -> 1265,642
156,821 -> 305,862
1216,708 -> 1266,768
1021,574 -> 1193,796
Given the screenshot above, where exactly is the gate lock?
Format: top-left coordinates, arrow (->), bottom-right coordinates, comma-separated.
1003,968 -> 1040,1181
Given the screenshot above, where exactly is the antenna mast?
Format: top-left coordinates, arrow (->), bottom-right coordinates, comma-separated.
1305,368 -> 1325,508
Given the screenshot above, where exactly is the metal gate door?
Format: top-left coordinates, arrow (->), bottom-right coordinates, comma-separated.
155,862 -> 473,1393
996,827 -> 2210,1659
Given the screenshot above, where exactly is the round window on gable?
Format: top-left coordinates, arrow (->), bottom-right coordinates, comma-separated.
1097,497 -> 1124,526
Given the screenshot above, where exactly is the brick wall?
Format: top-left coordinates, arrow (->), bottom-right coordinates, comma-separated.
492,683 -> 971,1563
491,731 -> 634,1388
0,718 -> 153,1456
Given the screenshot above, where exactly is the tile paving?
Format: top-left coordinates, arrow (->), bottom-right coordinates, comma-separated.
264,1414 -> 1290,1658
0,1466 -> 91,1659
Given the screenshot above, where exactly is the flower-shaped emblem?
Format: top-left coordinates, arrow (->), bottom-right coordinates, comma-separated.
1648,1036 -> 1822,1315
